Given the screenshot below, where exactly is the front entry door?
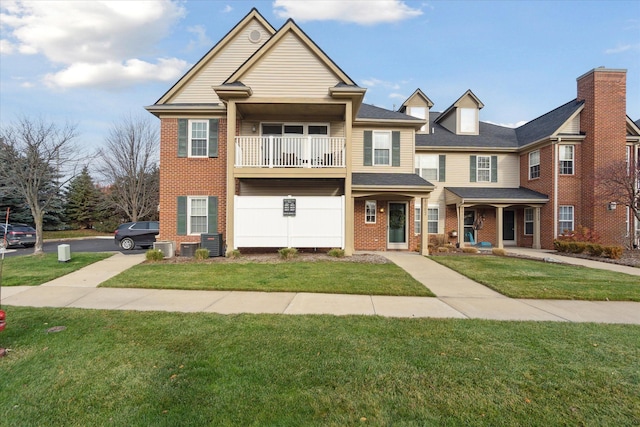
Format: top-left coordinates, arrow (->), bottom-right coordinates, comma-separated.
503,210 -> 515,245
387,202 -> 408,249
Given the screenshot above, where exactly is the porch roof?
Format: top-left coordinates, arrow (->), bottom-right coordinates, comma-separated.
445,187 -> 549,206
352,173 -> 434,197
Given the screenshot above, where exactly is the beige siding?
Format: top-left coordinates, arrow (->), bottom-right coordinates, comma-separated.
171,20 -> 271,104
559,114 -> 580,134
239,179 -> 344,196
439,112 -> 456,134
351,126 -> 414,173
240,32 -> 340,99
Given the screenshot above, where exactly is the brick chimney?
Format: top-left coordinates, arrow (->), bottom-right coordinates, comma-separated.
577,67 -> 627,244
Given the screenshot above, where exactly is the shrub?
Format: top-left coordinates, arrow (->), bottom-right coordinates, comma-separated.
586,243 -> 604,257
145,249 -> 164,262
327,248 -> 345,258
492,248 -> 507,256
194,248 -> 210,260
568,242 -> 587,254
603,246 -> 623,260
226,249 -> 241,258
437,246 -> 449,253
278,247 -> 298,259
462,247 -> 478,254
428,234 -> 448,247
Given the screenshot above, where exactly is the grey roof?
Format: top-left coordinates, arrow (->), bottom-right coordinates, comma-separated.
416,99 -> 584,150
352,173 -> 433,187
357,103 -> 424,121
515,99 -> 584,146
635,118 -> 640,128
416,112 -> 519,149
446,187 -> 549,201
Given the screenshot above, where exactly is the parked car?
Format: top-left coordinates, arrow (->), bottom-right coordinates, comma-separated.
114,221 -> 159,250
1,223 -> 37,248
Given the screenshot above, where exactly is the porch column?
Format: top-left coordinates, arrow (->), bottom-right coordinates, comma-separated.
496,206 -> 504,249
225,100 -> 237,252
457,204 -> 464,245
533,207 -> 541,249
344,101 -> 354,256
420,197 -> 428,256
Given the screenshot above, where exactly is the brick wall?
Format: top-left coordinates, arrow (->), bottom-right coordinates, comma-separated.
353,199 -> 418,251
158,117 -> 229,251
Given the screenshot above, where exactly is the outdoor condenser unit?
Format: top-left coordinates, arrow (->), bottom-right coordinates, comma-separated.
153,241 -> 174,259
200,233 -> 223,257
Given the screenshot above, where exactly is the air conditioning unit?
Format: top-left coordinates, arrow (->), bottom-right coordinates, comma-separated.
153,241 -> 174,259
200,233 -> 223,257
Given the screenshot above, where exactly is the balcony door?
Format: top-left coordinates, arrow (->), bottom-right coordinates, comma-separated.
261,123 -> 328,166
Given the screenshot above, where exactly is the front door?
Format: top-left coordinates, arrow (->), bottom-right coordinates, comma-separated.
503,210 -> 515,245
387,202 -> 408,249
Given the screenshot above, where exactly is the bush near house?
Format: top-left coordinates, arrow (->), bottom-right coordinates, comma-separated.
554,240 -> 623,260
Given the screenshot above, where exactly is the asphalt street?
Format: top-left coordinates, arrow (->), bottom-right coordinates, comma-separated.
1,237 -> 143,258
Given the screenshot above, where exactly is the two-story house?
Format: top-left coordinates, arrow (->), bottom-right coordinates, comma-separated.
147,8 -> 639,255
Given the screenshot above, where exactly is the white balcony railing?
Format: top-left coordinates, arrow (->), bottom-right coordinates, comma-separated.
235,136 -> 345,168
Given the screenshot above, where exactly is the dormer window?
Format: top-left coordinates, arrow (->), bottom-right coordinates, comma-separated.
460,108 -> 477,133
408,106 -> 426,132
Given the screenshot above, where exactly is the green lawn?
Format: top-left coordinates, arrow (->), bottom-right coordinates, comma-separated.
0,253 -> 113,286
100,261 -> 435,296
432,255 -> 640,301
0,307 -> 638,426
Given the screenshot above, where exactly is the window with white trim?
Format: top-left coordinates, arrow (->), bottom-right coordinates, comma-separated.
415,154 -> 438,181
188,197 -> 208,234
414,203 -> 421,234
373,131 -> 391,166
408,106 -> 426,132
559,145 -> 574,175
477,155 -> 491,182
427,207 -> 439,234
189,120 -> 208,157
460,108 -> 477,133
524,208 -> 534,235
529,150 -> 540,179
365,200 -> 376,224
558,205 -> 574,234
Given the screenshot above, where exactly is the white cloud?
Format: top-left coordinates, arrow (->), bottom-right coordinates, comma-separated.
389,92 -> 407,100
486,120 -> 529,129
0,39 -> 15,54
223,5 -> 233,13
186,25 -> 211,51
273,0 -> 422,24
605,44 -> 640,54
0,0 -> 189,88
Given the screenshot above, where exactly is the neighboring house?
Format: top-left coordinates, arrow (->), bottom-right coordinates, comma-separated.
147,8 -> 640,255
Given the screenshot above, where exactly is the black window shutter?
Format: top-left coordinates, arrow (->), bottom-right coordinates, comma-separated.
439,154 -> 446,182
363,131 -> 372,166
208,119 -> 219,158
391,131 -> 400,167
178,119 -> 188,158
470,155 -> 477,182
208,196 -> 218,233
491,155 -> 498,182
177,196 -> 187,235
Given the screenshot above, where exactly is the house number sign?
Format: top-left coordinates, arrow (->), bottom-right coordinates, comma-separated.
283,198 -> 296,216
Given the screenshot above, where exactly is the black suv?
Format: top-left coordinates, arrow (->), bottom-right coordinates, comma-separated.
114,221 -> 159,250
1,223 -> 37,248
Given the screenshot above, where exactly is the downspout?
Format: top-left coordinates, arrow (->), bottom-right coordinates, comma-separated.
554,138 -> 560,238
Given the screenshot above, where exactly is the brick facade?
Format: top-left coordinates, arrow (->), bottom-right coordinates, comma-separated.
353,199 -> 419,252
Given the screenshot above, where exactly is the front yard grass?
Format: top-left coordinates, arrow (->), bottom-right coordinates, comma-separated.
1,307 -> 638,426
100,261 -> 434,296
432,255 -> 640,301
0,252 -> 113,286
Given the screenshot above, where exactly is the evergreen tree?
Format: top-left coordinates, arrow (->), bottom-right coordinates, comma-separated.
65,166 -> 101,229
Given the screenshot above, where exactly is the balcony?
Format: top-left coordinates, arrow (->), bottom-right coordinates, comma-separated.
235,136 -> 345,168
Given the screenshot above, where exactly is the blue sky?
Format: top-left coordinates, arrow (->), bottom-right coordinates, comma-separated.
1,0 -> 639,156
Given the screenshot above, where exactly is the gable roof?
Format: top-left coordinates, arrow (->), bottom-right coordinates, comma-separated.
515,99 -> 584,147
154,8 -> 275,105
398,88 -> 434,111
356,103 -> 424,122
434,89 -> 484,124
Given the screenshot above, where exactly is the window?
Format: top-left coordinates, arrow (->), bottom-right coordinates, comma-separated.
427,207 -> 439,234
365,200 -> 376,224
529,150 -> 540,179
559,145 -> 574,175
460,108 -> 477,133
558,206 -> 574,234
373,132 -> 391,165
189,197 -> 208,234
477,155 -> 491,182
414,203 -> 421,234
524,208 -> 534,235
415,155 -> 439,181
408,107 -> 426,132
189,120 -> 208,157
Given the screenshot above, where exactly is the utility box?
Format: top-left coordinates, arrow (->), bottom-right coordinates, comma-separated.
153,241 -> 174,259
179,242 -> 199,257
58,244 -> 71,262
200,233 -> 223,257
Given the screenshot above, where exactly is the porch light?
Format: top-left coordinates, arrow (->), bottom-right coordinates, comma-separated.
607,202 -> 617,211
379,208 -> 385,213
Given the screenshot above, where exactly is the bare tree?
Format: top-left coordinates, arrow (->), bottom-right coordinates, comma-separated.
596,159 -> 639,247
96,114 -> 159,222
0,116 -> 80,254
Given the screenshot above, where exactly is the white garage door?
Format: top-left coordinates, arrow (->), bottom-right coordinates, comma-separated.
234,196 -> 344,249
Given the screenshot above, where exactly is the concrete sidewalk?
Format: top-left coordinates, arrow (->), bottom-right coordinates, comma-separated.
1,250 -> 639,324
